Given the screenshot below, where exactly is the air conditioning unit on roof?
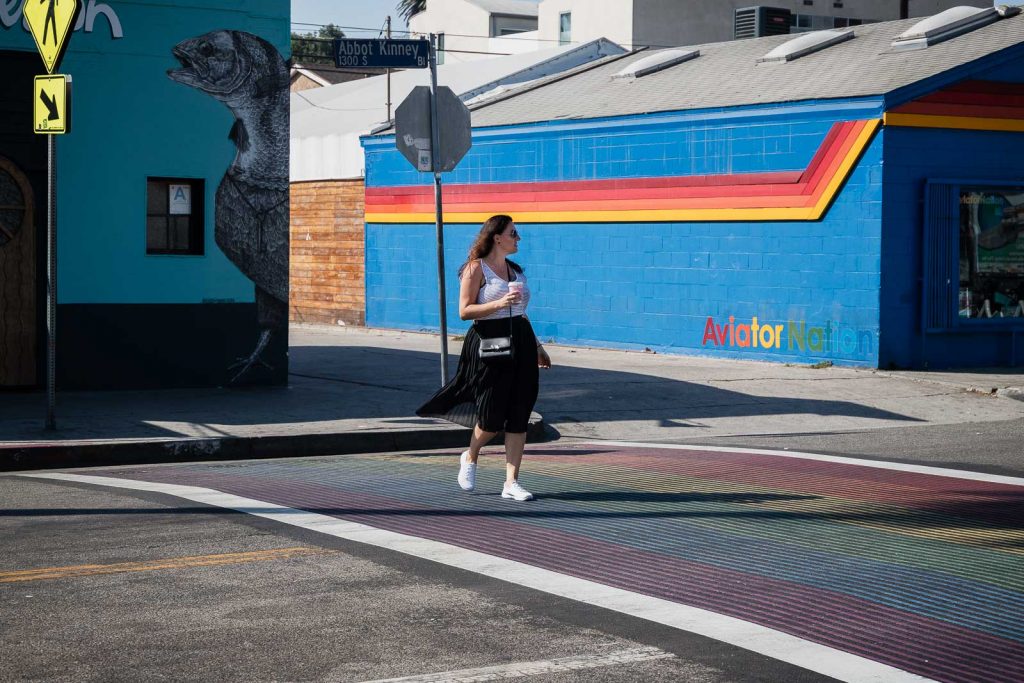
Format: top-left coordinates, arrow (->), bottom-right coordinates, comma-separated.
735,6 -> 793,39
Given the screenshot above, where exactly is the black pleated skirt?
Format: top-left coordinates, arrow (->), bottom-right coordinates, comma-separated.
417,316 -> 539,433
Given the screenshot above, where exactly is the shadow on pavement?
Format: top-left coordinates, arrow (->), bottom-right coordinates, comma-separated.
0,345 -> 921,443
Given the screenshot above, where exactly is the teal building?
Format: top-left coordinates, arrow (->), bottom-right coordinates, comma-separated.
0,0 -> 290,389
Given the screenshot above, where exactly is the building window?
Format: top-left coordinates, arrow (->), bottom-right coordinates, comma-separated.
559,12 -> 571,45
958,186 -> 1024,319
146,177 -> 204,255
803,0 -> 813,4
491,15 -> 537,37
437,32 -> 444,65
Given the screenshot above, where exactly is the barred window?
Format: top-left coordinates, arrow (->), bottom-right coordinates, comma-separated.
146,177 -> 204,255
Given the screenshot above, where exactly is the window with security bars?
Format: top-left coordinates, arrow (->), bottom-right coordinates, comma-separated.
146,177 -> 204,255
923,181 -> 1024,331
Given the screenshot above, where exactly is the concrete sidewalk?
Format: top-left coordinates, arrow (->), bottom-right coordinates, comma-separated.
2,324 -> 1022,471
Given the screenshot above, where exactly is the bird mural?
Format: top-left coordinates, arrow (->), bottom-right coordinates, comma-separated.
167,30 -> 290,383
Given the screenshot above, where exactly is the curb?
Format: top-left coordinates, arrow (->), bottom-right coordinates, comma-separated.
997,387 -> 1024,402
0,416 -> 547,473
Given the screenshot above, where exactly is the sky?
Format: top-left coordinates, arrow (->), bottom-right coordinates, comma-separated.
291,0 -> 410,36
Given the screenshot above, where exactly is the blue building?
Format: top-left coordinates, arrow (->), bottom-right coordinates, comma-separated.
363,7 -> 1024,369
0,0 -> 290,389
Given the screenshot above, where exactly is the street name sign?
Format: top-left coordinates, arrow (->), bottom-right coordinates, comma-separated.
34,75 -> 71,135
334,38 -> 430,69
24,0 -> 81,73
395,86 -> 471,173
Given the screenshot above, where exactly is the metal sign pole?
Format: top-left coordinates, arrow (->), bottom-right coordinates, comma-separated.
429,34 -> 450,385
45,135 -> 57,430
385,16 -> 392,121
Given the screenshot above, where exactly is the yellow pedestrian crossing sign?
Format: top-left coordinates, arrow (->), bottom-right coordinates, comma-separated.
24,0 -> 81,74
34,75 -> 71,135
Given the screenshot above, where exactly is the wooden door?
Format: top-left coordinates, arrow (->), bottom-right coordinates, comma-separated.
0,156 -> 36,386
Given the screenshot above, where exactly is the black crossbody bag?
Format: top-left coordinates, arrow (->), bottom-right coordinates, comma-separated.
477,262 -> 515,367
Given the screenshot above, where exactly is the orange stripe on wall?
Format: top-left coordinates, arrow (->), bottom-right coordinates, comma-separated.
365,119 -> 879,223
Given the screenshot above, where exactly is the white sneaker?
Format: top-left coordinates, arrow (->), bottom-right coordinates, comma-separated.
501,480 -> 534,501
458,450 -> 476,491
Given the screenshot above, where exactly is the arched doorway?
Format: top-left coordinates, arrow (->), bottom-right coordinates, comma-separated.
0,155 -> 36,386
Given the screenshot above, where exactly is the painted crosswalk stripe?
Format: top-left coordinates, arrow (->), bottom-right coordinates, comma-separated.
23,472 -> 935,683
594,441 -> 1024,485
357,647 -> 675,682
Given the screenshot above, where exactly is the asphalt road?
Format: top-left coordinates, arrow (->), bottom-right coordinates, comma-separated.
0,476 -> 831,683
678,416 -> 1024,477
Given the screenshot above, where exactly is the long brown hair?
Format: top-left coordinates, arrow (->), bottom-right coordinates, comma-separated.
458,214 -> 522,276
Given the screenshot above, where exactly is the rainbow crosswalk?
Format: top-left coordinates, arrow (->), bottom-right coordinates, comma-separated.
91,443 -> 1024,682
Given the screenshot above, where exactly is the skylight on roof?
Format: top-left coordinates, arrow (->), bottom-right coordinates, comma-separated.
891,4 -> 1021,52
756,29 -> 854,64
612,49 -> 699,80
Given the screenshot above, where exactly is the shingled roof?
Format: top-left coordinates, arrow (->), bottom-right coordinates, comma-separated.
468,12 -> 1024,127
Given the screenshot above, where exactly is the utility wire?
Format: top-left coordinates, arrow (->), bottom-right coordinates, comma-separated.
290,22 -> 685,50
290,21 -> 570,43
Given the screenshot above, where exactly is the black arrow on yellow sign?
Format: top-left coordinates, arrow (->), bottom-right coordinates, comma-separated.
39,90 -> 59,120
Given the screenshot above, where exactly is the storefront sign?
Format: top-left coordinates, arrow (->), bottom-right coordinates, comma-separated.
701,315 -> 874,357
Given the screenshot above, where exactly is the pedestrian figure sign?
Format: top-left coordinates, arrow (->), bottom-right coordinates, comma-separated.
24,0 -> 81,73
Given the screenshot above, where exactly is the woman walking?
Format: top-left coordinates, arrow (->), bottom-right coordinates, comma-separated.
417,215 -> 551,501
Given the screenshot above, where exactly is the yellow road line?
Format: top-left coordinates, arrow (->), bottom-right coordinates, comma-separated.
0,547 -> 331,583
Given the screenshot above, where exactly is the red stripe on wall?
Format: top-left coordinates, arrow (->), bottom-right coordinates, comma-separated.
365,120 -> 866,214
364,170 -> 807,200
893,102 -> 1024,119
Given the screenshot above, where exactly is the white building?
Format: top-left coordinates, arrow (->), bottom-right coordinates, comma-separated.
288,37 -> 623,327
290,37 -> 622,181
537,0 -> 995,48
408,0 -> 542,65
411,0 -> 996,58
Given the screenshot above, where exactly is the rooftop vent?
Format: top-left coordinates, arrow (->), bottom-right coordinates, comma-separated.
612,49 -> 699,80
891,5 -> 1020,52
735,7 -> 793,39
756,29 -> 853,63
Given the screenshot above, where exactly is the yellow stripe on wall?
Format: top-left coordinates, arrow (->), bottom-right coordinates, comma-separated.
366,119 -> 882,225
884,112 -> 1024,133
809,119 -> 881,219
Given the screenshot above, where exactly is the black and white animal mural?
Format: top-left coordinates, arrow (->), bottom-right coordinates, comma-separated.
167,30 -> 290,384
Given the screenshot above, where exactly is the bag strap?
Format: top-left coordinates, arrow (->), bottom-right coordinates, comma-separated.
506,259 -> 514,339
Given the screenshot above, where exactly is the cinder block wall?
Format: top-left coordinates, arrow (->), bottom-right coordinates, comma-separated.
364,104 -> 885,366
289,179 -> 366,326
882,127 -> 1024,369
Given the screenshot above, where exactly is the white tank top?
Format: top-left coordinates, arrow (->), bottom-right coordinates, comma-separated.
474,259 -> 530,320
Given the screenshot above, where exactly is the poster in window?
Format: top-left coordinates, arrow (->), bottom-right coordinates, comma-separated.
961,187 -> 1024,275
169,184 -> 192,215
